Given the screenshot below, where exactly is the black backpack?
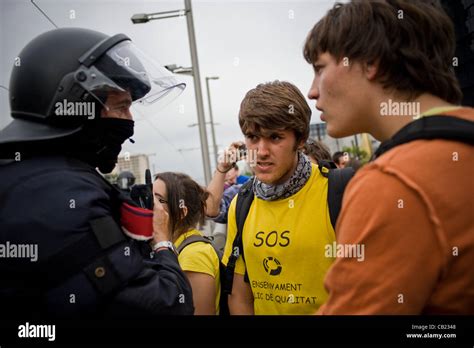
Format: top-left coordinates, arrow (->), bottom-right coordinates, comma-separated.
176,235 -> 230,316
372,115 -> 474,158
222,114 -> 474,298
222,161 -> 355,295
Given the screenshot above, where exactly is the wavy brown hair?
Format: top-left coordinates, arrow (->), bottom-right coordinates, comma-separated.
239,80 -> 312,145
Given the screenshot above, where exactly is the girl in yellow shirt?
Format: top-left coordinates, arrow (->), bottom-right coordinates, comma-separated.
153,172 -> 220,315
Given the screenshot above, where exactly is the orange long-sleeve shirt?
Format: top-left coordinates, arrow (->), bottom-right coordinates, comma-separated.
318,108 -> 474,314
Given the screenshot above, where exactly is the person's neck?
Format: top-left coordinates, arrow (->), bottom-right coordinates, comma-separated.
271,152 -> 300,186
172,228 -> 196,244
369,93 -> 456,142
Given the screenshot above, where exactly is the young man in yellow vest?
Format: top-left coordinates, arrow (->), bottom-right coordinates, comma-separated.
221,80 -> 338,315
304,0 -> 474,314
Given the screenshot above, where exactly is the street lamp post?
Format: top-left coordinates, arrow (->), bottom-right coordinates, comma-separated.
131,0 -> 212,184
205,76 -> 219,166
183,0 -> 212,184
131,9 -> 188,23
188,120 -> 219,166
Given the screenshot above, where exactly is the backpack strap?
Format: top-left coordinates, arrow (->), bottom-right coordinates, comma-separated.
176,235 -> 213,254
318,160 -> 338,172
176,234 -> 231,315
327,167 -> 355,229
374,115 -> 474,159
318,161 -> 355,230
222,178 -> 254,295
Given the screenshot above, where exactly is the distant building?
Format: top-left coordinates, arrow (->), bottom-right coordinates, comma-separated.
112,153 -> 150,185
309,122 -> 379,157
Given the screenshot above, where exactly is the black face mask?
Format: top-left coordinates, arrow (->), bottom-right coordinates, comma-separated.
3,117 -> 134,172
76,118 -> 135,173
96,118 -> 135,173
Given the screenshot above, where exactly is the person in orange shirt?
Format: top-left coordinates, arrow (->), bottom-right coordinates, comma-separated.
304,0 -> 474,314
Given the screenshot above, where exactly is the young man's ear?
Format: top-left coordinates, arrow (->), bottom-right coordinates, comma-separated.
296,137 -> 307,151
364,60 -> 379,81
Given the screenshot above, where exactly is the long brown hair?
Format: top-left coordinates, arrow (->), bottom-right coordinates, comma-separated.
154,172 -> 209,240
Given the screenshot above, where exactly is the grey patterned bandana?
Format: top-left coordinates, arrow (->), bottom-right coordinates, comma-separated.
253,152 -> 312,201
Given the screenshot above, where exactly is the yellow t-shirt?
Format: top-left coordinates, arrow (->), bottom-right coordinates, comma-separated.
174,229 -> 221,314
222,164 -> 336,315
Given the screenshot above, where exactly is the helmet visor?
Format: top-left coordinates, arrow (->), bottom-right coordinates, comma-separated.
76,40 -> 185,112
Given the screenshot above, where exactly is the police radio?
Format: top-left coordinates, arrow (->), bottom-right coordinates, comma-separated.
130,169 -> 154,210
122,169 -> 154,240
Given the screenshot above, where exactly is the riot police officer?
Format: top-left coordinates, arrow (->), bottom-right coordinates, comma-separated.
0,28 -> 193,318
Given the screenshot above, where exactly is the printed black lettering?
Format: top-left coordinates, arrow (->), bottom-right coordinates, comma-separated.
279,230 -> 290,247
266,231 -> 278,247
254,231 -> 264,247
253,230 -> 292,248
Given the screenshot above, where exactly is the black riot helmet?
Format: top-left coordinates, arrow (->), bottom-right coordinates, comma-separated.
0,27 -> 185,146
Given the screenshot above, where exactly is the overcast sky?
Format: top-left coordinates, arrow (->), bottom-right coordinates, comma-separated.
0,0 -> 339,184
